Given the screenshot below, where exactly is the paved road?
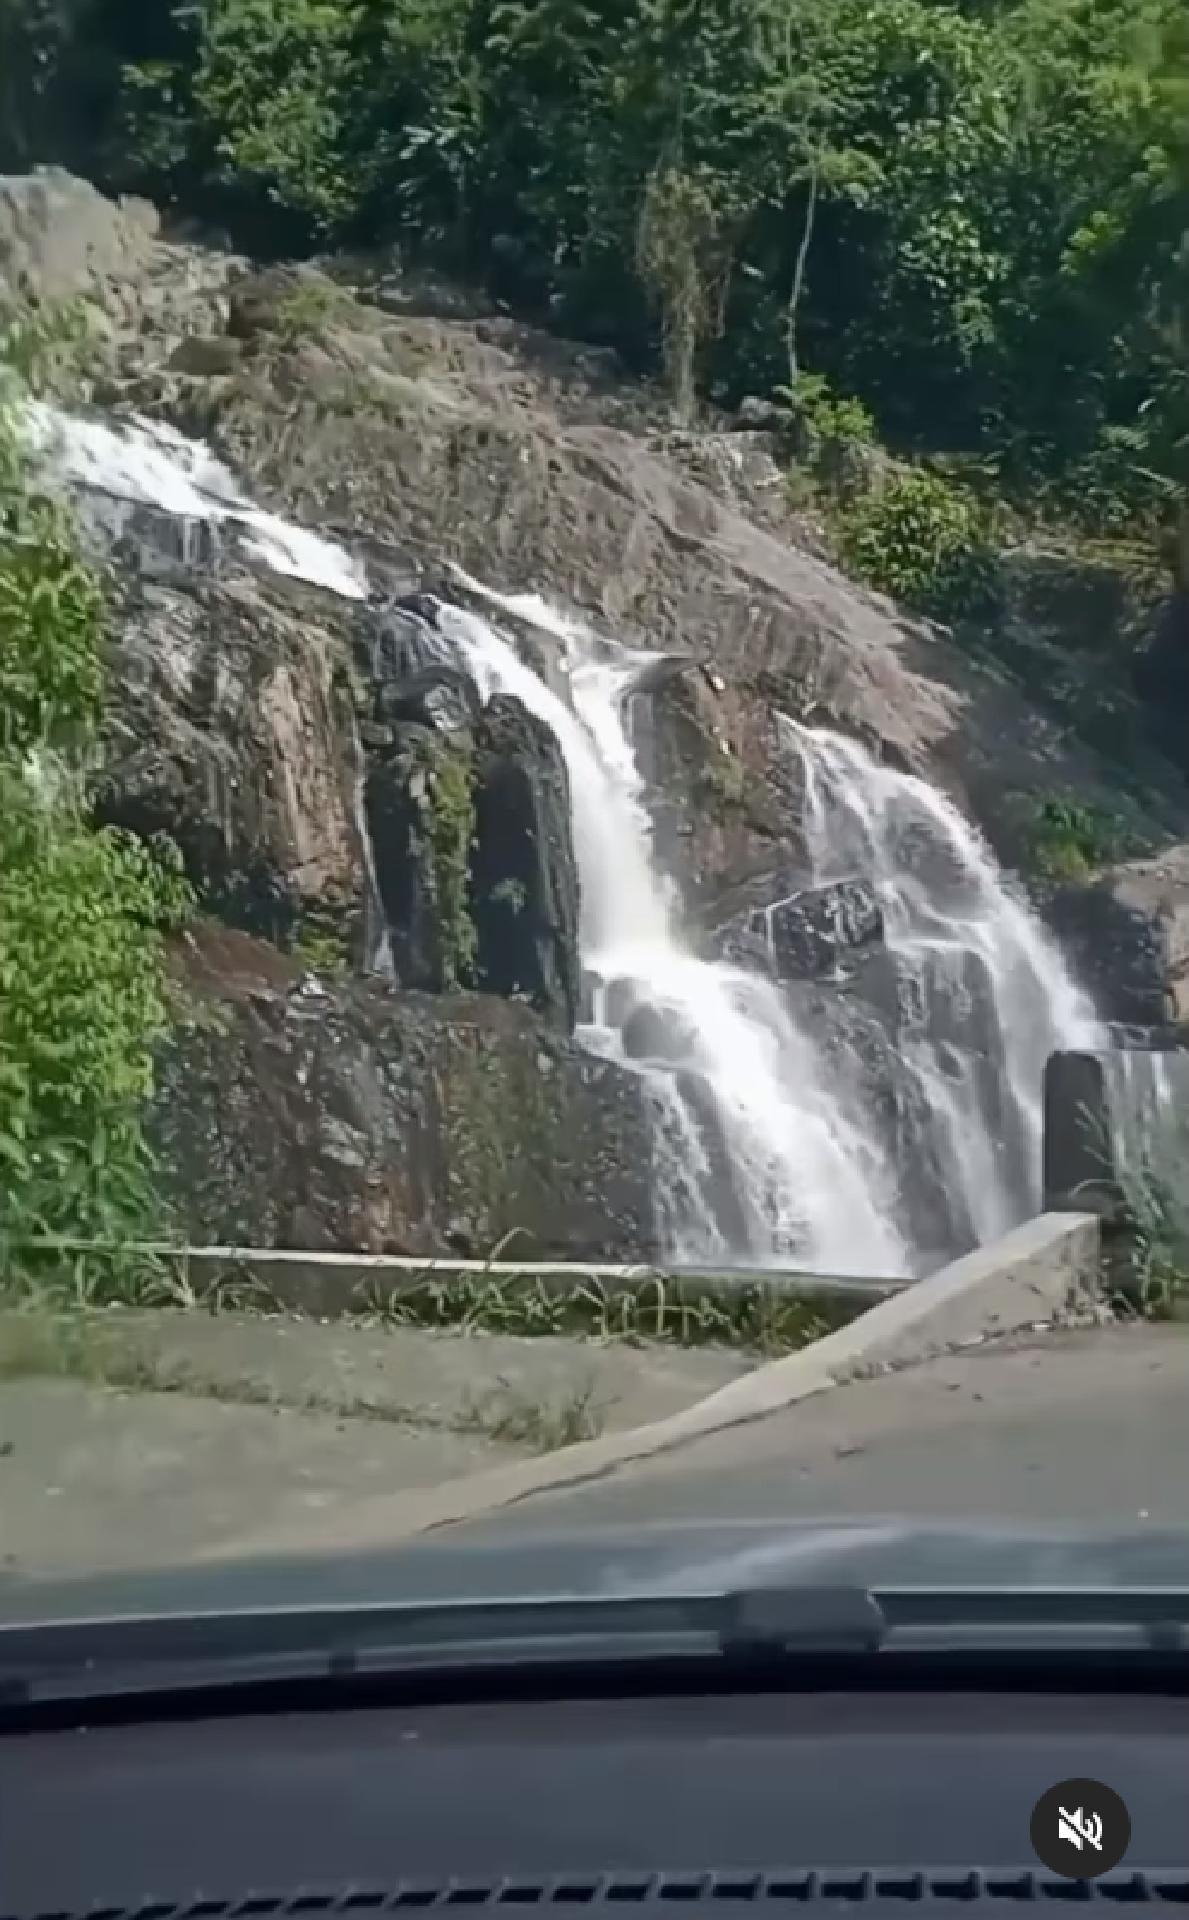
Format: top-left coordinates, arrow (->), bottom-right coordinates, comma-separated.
449,1324 -> 1189,1541
0,1312 -> 747,1580
2,1323 -> 1184,1582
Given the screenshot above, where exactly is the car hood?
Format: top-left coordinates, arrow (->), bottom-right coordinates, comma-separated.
1,1516 -> 1186,1627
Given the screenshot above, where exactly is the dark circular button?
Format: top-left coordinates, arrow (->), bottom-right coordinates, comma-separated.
1030,1777 -> 1131,1878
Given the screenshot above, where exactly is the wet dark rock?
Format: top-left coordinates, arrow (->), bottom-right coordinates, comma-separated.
670,1069 -> 750,1253
1044,1050 -> 1116,1215
780,977 -> 977,1262
365,726 -> 463,991
578,969 -> 602,1024
376,663 -> 479,733
602,978 -> 646,1028
152,937 -> 653,1259
747,878 -> 884,981
363,685 -> 581,1028
895,947 -> 1001,1058
1044,844 -> 1189,1025
627,662 -> 803,926
889,813 -> 985,918
621,1003 -> 699,1064
470,694 -> 580,1031
1101,1021 -> 1189,1051
95,569 -> 367,950
1044,1041 -> 1187,1291
710,919 -> 778,977
76,493 -> 225,581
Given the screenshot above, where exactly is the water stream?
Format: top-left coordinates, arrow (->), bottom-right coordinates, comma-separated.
781,721 -> 1098,1245
29,401 -> 1104,1279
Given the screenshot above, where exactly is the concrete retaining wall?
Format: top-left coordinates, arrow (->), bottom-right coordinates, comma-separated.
17,1243 -> 906,1319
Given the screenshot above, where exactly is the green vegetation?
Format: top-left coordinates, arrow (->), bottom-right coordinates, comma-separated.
839,469 -> 1000,621
1,1249 -> 859,1351
0,313 -> 191,1271
1105,1105 -> 1189,1319
2,0 -> 1182,541
269,275 -> 353,347
0,1306 -> 608,1449
488,876 -> 528,914
1022,792 -> 1143,883
695,748 -> 746,815
291,904 -> 353,977
422,735 -> 478,989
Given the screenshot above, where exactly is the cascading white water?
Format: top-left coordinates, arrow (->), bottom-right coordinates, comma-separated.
780,719 -> 1098,1237
24,402 -> 369,601
1109,1049 -> 1180,1195
439,577 -> 908,1276
29,400 -> 1101,1277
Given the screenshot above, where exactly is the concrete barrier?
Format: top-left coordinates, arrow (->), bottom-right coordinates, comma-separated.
233,1209 -> 1102,1557
13,1242 -> 908,1320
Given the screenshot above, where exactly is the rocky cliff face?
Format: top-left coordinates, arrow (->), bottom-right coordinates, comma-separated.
5,168 -> 1186,1263
156,928 -> 651,1258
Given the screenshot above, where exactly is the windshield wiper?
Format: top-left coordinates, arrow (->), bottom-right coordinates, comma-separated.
1,1584 -> 1186,1712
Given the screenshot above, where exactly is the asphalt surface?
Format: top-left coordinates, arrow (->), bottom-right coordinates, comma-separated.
0,1312 -> 746,1579
447,1323 -> 1189,1542
2,1322 -> 1184,1580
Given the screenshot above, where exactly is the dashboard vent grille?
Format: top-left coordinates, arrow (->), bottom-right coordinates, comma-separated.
9,1873 -> 1189,1919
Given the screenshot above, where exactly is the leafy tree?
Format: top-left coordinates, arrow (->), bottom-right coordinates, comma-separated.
9,0 -> 1185,523
0,318 -> 191,1257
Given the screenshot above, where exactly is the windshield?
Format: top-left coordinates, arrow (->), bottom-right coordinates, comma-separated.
0,0 -> 1186,1610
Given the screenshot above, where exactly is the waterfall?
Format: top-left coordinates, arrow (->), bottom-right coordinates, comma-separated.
780,720 -> 1097,1237
440,578 -> 908,1278
23,402 -> 369,601
1109,1049 -> 1180,1196
29,400 -> 1098,1279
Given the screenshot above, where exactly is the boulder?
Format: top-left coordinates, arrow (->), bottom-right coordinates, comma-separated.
894,946 -> 1002,1058
0,166 -> 158,304
621,1002 -> 700,1064
1043,1044 -> 1188,1220
153,933 -> 654,1259
470,694 -> 581,1031
747,878 -> 884,980
1044,845 -> 1189,1025
94,569 -> 366,949
626,660 -> 803,925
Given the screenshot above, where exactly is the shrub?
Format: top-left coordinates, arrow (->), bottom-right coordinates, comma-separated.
0,315 -> 192,1262
777,373 -> 876,453
839,467 -> 1000,621
1023,792 -> 1139,883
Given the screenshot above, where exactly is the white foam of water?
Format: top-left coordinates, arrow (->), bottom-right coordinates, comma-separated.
781,719 -> 1098,1236
1110,1049 -> 1180,1191
445,575 -> 908,1276
25,402 -> 369,602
